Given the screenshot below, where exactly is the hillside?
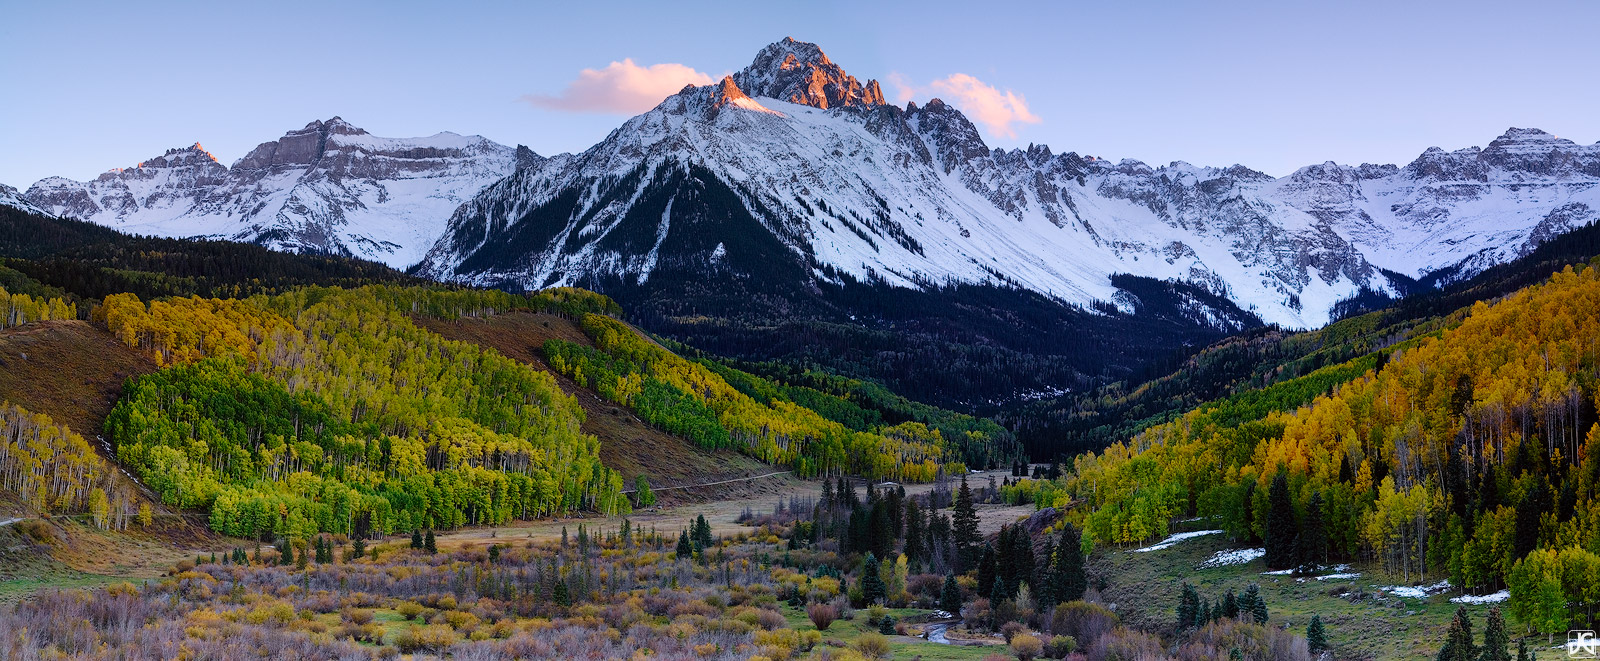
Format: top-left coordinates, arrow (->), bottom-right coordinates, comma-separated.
413,310 -> 781,501
1025,257 -> 1600,643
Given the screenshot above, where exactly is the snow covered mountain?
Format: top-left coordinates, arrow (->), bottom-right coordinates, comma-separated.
417,38 -> 1600,328
23,118 -> 517,267
0,183 -> 49,216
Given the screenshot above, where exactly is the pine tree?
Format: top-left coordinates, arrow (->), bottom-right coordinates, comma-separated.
1437,606 -> 1476,661
861,553 -> 888,605
868,501 -> 893,559
424,529 -> 437,554
1053,523 -> 1088,604
1239,583 -> 1266,623
411,529 -> 423,549
1515,478 -> 1549,560
1480,607 -> 1510,661
1296,491 -> 1328,571
1008,525 -> 1035,597
940,574 -> 963,614
953,476 -> 981,569
280,540 -> 294,566
1516,639 -> 1532,661
903,500 -> 925,567
1265,472 -> 1297,570
553,579 -> 570,607
976,544 -> 998,599
1177,582 -> 1200,631
1307,614 -> 1328,653
675,530 -> 692,558
1222,589 -> 1238,619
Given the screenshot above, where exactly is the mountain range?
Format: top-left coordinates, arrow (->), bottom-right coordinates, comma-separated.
7,37 -> 1598,410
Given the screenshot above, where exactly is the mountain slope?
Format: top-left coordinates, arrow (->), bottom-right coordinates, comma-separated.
23,118 -> 517,267
418,38 -> 1600,330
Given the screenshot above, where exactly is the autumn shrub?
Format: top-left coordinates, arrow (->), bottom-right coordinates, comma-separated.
853,632 -> 891,660
807,603 -> 837,630
340,607 -> 374,625
396,600 -> 424,620
1011,633 -> 1044,660
755,608 -> 787,630
1001,621 -> 1028,642
1048,635 -> 1078,658
395,623 -> 458,652
1049,601 -> 1118,642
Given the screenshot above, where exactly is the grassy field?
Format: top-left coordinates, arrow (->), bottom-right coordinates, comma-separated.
0,515 -> 221,604
1092,519 -> 1514,660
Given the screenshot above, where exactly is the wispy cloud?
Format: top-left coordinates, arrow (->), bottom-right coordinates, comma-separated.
523,59 -> 715,114
891,72 -> 1041,139
928,74 -> 1041,139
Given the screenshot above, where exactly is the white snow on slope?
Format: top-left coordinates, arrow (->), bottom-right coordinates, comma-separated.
1134,530 -> 1222,552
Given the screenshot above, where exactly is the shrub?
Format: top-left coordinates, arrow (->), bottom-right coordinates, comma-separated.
853,632 -> 892,660
1001,621 -> 1028,642
808,603 -> 838,631
396,601 -> 424,620
1048,635 -> 1077,658
395,624 -> 458,652
756,608 -> 787,630
1011,633 -> 1044,660
341,607 -> 374,625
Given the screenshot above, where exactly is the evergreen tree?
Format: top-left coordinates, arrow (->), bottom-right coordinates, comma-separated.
1437,606 -> 1476,661
860,553 -> 888,605
903,500 -> 925,566
410,529 -> 423,549
351,537 -> 365,560
1296,491 -> 1328,571
868,501 -> 893,559
693,514 -> 713,551
821,478 -> 835,507
976,545 -> 998,599
279,540 -> 294,566
1480,607 -> 1510,661
675,530 -> 692,558
940,574 -> 963,614
1515,477 -> 1549,560
1053,523 -> 1088,603
1008,525 -> 1035,597
553,579 -> 570,607
1222,589 -> 1239,619
1265,472 -> 1298,570
1239,583 -> 1267,623
424,529 -> 437,554
1307,614 -> 1328,653
1177,582 -> 1200,631
1516,639 -> 1532,661
953,477 -> 981,570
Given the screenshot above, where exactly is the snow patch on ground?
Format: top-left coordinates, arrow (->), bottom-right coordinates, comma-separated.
1198,548 -> 1264,569
1134,530 -> 1222,552
1450,590 -> 1509,604
1382,580 -> 1452,599
1317,573 -> 1361,580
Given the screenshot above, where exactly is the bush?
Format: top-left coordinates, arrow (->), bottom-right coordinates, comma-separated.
341,607 -> 374,625
808,602 -> 837,631
396,601 -> 424,620
756,608 -> 788,630
1047,635 -> 1077,658
395,624 -> 458,653
1001,621 -> 1028,642
1011,633 -> 1044,660
853,632 -> 892,660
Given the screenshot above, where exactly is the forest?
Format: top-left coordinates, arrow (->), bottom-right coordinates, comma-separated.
1030,260 -> 1600,637
99,285 -> 630,540
540,312 -> 1015,481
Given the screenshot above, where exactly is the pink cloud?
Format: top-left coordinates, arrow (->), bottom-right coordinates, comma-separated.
523,59 -> 715,114
926,73 -> 1041,139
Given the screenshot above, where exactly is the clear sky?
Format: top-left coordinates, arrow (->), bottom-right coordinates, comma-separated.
2,0 -> 1596,187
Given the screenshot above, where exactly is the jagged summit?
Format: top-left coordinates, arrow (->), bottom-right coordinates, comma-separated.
732,37 -> 885,109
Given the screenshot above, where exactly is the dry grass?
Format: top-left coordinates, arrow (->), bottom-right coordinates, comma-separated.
0,320 -> 156,441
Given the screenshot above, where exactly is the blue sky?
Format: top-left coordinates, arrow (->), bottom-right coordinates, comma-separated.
2,0 -> 1596,186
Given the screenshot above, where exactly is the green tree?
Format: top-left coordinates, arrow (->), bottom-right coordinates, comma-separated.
1296,491 -> 1328,570
1480,607 -> 1510,661
860,553 -> 888,605
953,477 -> 981,569
634,475 -> 656,507
976,545 -> 998,599
940,574 -> 963,614
675,530 -> 692,559
1222,588 -> 1238,619
1177,582 -> 1200,631
1265,472 -> 1297,570
1437,606 -> 1477,661
411,529 -> 423,549
424,529 -> 437,554
1307,614 -> 1328,653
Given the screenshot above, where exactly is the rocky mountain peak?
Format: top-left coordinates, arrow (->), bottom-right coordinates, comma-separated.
710,75 -> 751,107
732,37 -> 886,109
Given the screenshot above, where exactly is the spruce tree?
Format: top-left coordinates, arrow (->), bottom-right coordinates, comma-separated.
1055,523 -> 1088,603
280,539 -> 294,566
424,529 -> 437,554
676,530 -> 692,558
1240,583 -> 1267,623
1307,614 -> 1328,653
1008,525 -> 1035,597
1222,589 -> 1239,618
861,553 -> 888,605
1516,639 -> 1532,661
940,574 -> 963,614
1296,491 -> 1328,571
1437,606 -> 1476,661
1177,582 -> 1199,630
976,544 -> 998,599
1265,472 -> 1297,570
411,529 -> 423,549
903,500 -> 925,567
953,477 -> 981,570
1480,607 -> 1510,661
1514,478 -> 1549,560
